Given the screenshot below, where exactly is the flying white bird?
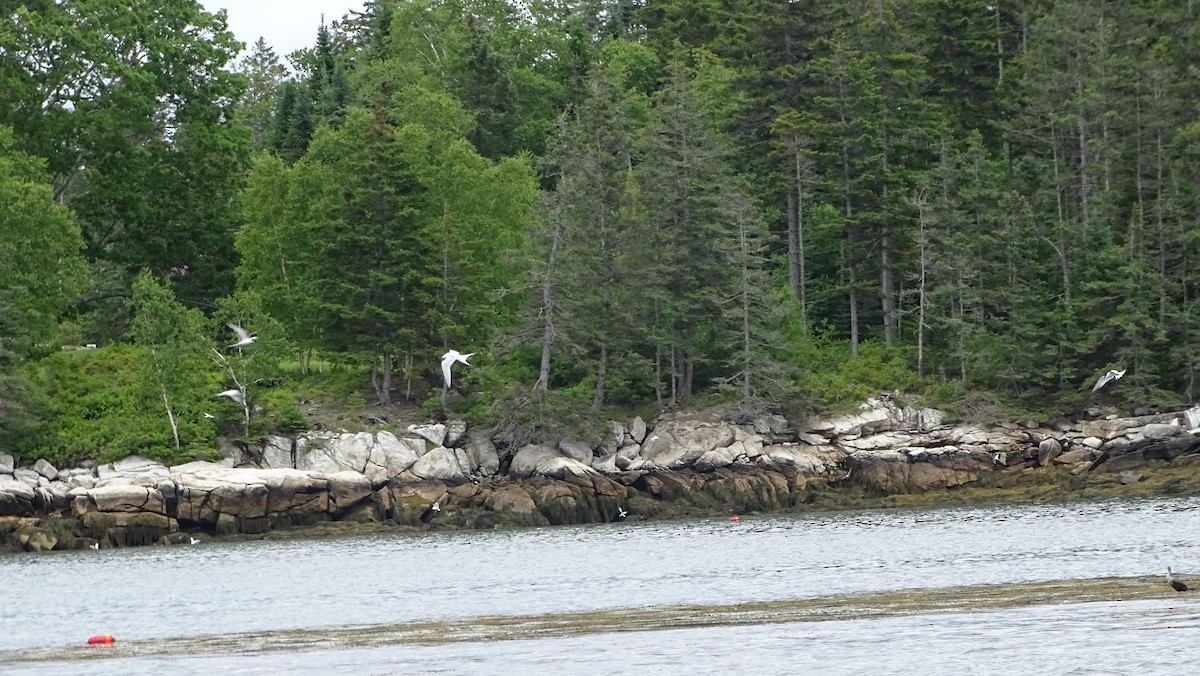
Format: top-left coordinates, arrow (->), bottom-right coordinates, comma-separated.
204,412 -> 215,419
215,389 -> 245,404
441,350 -> 474,389
615,507 -> 628,521
1092,369 -> 1126,392
227,323 -> 257,348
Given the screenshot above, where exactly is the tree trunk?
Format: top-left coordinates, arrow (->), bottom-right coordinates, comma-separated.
792,145 -> 809,333
914,191 -> 930,378
160,384 -> 180,449
535,203 -> 563,393
593,340 -> 608,409
740,203 -> 753,401
382,352 -> 393,404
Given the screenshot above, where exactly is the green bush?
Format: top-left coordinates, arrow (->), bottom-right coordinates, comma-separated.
794,338 -> 919,410
20,345 -> 219,467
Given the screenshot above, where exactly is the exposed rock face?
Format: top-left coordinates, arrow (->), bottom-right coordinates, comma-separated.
6,402 -> 1200,552
640,420 -> 735,470
411,447 -> 471,482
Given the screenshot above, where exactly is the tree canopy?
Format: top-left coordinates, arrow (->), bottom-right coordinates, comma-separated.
7,0 -> 1200,462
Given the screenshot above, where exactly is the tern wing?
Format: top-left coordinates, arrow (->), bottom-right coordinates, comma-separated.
1092,372 -> 1112,392
441,354 -> 454,388
227,323 -> 250,341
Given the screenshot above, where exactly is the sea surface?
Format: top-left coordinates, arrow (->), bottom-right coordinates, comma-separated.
4,496 -> 1200,674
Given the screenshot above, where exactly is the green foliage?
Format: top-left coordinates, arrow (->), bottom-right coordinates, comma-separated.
1,0 -> 249,337
0,126 -> 89,356
795,338 -> 920,410
21,345 -> 218,467
128,271 -> 218,450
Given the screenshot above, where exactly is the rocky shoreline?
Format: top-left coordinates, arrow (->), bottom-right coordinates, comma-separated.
4,395 -> 1200,552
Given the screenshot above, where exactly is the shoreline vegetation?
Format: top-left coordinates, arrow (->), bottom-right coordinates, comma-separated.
4,396 -> 1200,554
7,4 -> 1200,574
1,576 -> 1186,664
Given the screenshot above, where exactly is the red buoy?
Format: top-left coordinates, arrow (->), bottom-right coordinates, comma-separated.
730,515 -> 741,522
87,634 -> 115,646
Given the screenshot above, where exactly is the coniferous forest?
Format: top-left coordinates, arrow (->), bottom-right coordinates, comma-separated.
3,0 -> 1200,466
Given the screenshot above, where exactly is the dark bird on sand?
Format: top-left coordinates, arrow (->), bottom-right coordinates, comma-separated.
1167,566 -> 1188,592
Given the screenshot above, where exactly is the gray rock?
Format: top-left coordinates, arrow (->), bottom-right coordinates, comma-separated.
614,445 -> 642,470
601,421 -> 626,455
445,419 -> 468,448
296,432 -> 372,474
509,444 -> 561,479
640,422 -> 734,470
1105,451 -> 1147,472
533,456 -> 597,480
259,436 -> 295,469
13,469 -> 40,487
89,484 -> 165,514
760,444 -> 846,476
96,456 -> 168,481
593,453 -> 619,473
34,484 -> 73,513
0,453 -> 14,473
0,477 -> 36,516
67,473 -> 96,490
1186,406 -> 1200,431
797,432 -> 829,446
172,467 -> 329,525
408,423 -> 447,447
33,459 -> 59,481
558,440 -> 593,463
466,437 -> 500,477
365,432 -> 423,483
751,413 -> 789,436
326,471 -> 372,512
693,447 -> 735,472
411,447 -> 469,482
1038,438 -> 1062,466
1141,422 -> 1182,439
629,417 -> 648,444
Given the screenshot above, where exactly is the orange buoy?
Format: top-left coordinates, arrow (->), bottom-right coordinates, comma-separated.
730,515 -> 741,522
87,634 -> 115,646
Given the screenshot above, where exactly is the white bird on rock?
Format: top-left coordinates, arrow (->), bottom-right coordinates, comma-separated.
227,323 -> 257,348
215,389 -> 244,405
1092,368 -> 1126,392
441,350 -> 474,389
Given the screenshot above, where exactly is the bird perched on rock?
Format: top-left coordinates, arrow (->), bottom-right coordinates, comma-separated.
420,500 -> 441,524
1092,368 -> 1126,392
441,350 -> 474,389
1167,566 -> 1188,592
215,389 -> 244,404
227,323 -> 257,348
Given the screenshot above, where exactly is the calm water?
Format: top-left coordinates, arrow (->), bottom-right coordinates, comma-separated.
4,497 -> 1200,673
